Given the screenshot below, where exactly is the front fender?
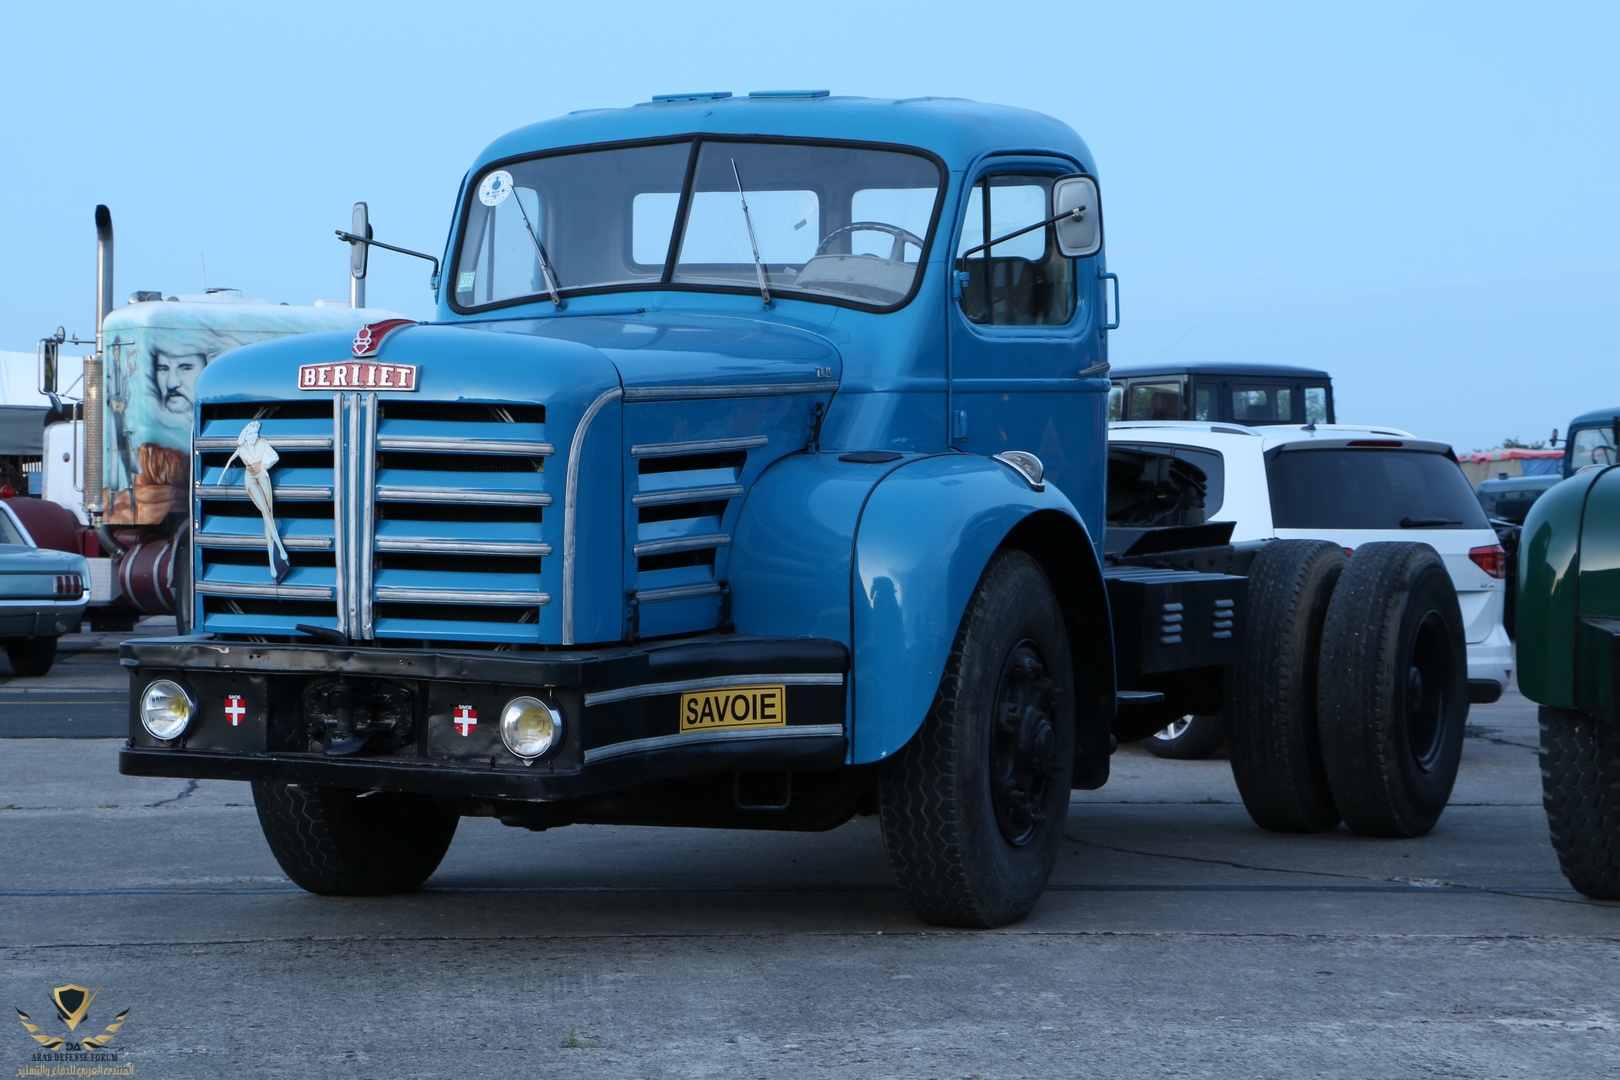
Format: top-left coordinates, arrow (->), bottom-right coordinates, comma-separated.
1518,468 -> 1604,707
851,455 -> 1093,763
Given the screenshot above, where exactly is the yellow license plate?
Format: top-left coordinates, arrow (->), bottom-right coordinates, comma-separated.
679,685 -> 787,733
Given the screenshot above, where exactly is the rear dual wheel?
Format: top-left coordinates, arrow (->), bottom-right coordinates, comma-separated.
879,551 -> 1075,928
1230,540 -> 1468,839
1317,543 -> 1468,838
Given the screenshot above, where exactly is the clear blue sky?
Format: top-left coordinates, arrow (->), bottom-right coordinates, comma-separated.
2,0 -> 1614,451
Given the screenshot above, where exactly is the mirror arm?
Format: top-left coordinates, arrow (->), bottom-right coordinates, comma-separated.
958,206 -> 1085,260
334,231 -> 441,279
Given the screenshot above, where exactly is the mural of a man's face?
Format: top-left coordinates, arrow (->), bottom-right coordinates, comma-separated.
153,349 -> 207,415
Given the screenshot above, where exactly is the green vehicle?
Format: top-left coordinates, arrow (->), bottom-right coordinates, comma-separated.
1517,439 -> 1620,900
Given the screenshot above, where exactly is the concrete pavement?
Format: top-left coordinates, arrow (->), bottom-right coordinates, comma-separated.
1,626 -> 1615,1077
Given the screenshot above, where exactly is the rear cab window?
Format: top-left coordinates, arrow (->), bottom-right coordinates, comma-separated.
1267,448 -> 1489,530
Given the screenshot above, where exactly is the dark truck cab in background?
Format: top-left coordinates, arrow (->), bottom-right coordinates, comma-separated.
1109,361 -> 1334,427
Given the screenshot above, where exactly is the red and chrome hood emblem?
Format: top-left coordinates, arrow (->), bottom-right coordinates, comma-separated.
351,318 -> 416,357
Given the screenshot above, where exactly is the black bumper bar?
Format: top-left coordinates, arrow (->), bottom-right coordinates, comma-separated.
119,633 -> 849,802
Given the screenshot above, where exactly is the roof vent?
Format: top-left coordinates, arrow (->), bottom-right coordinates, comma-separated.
649,91 -> 732,104
748,90 -> 829,99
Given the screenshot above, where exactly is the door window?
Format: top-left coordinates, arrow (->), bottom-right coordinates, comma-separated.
955,174 -> 1077,326
1107,385 -> 1124,421
1127,381 -> 1183,421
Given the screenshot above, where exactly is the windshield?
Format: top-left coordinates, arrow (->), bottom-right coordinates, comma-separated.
452,139 -> 942,312
1268,449 -> 1489,531
1569,425 -> 1616,474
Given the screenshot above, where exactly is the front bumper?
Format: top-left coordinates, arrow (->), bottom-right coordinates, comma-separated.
119,634 -> 849,802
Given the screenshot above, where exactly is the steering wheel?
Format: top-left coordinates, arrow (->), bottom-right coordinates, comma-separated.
815,221 -> 925,262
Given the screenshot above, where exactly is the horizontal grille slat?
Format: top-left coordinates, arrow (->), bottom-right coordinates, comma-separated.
631,533 -> 731,557
375,587 -> 550,605
377,437 -> 554,455
631,484 -> 743,507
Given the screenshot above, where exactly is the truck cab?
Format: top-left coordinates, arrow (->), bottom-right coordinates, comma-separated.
1108,361 -> 1334,427
1560,407 -> 1618,478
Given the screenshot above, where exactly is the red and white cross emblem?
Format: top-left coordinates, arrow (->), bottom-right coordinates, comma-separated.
453,705 -> 478,737
224,695 -> 247,727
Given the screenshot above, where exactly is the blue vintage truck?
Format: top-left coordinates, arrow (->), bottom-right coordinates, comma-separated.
119,93 -> 1470,926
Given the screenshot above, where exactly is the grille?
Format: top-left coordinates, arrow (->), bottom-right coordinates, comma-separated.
628,435 -> 759,630
195,395 -> 552,645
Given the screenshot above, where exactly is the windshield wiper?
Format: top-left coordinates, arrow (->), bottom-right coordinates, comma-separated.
1399,516 -> 1462,528
509,193 -> 565,309
731,159 -> 771,307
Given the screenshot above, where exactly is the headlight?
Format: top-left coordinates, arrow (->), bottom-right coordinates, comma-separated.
140,680 -> 194,741
500,695 -> 562,760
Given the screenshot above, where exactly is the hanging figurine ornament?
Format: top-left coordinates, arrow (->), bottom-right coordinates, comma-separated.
217,420 -> 291,583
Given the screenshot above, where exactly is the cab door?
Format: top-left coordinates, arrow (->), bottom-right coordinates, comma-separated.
947,162 -> 1109,524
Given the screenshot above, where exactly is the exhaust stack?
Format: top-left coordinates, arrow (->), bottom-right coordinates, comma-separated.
83,205 -> 113,519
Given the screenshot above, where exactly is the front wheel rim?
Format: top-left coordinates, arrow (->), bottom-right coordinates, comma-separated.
988,641 -> 1061,846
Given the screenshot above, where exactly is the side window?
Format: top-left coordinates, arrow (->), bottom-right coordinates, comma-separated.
1107,385 -> 1124,421
1304,385 -> 1330,424
1127,381 -> 1182,421
1232,384 -> 1292,423
955,174 -> 1077,326
1107,442 -> 1226,525
1194,384 -> 1215,421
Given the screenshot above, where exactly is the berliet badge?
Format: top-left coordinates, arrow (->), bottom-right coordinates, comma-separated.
298,317 -> 420,391
217,420 -> 291,584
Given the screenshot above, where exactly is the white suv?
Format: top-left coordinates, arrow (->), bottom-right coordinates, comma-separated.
1109,421 -> 1514,703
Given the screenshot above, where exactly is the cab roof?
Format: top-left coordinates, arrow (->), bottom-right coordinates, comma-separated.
1567,407 -> 1620,428
1109,361 -> 1332,380
470,93 -> 1096,177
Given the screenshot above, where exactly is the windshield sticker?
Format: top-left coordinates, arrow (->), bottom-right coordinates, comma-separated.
457,271 -> 477,291
478,170 -> 514,207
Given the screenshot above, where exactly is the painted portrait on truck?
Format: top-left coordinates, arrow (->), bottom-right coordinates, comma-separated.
96,301 -> 389,527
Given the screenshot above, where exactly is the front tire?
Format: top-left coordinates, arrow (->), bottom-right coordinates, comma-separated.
1540,707 -> 1620,900
251,782 -> 458,895
879,550 -> 1075,928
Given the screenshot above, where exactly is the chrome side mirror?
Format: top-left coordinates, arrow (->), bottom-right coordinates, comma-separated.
1052,175 -> 1101,258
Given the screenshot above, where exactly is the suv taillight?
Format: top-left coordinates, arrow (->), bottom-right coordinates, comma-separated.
53,573 -> 83,597
1469,545 -> 1507,579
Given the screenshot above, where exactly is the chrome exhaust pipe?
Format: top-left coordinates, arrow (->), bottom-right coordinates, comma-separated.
84,205 -> 111,529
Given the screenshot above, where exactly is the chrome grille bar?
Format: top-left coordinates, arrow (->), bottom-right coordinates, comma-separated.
374,487 -> 551,505
200,485 -> 333,501
198,581 -> 335,601
195,435 -> 333,451
360,392 -> 378,639
374,586 -> 550,605
196,534 -> 333,551
630,435 -> 768,457
377,436 -> 554,456
631,484 -> 743,507
375,538 -> 551,556
331,393 -> 347,638
631,533 -> 731,558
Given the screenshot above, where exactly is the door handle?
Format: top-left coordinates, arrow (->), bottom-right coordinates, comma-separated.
1100,272 -> 1120,330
